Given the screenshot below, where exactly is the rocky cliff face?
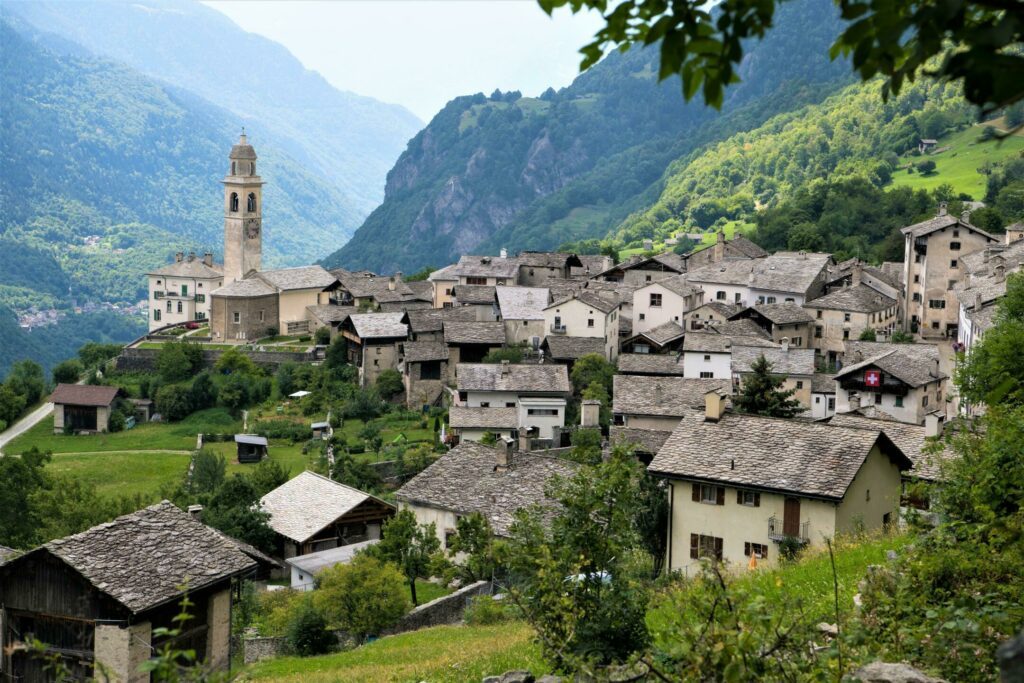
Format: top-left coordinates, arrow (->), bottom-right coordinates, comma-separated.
323,0 -> 850,274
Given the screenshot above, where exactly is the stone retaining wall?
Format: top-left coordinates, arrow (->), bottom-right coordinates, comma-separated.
116,347 -> 311,372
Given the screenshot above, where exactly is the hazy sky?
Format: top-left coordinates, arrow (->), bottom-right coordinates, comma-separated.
203,1 -> 605,122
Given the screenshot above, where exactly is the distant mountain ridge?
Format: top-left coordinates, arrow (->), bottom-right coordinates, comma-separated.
3,0 -> 423,216
324,0 -> 853,273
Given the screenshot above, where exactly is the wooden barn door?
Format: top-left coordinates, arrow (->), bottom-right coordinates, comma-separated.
783,498 -> 801,537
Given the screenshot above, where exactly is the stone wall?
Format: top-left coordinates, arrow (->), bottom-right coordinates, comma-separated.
116,347 -> 311,373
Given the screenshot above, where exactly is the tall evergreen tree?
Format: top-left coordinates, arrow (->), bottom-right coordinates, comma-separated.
733,355 -> 802,418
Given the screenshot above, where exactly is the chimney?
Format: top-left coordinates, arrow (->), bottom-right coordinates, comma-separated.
500,247 -> 508,259
961,210 -> 971,224
713,230 -> 725,261
496,437 -> 514,472
931,358 -> 940,378
983,249 -> 991,264
395,271 -> 403,282
518,431 -> 531,454
849,392 -> 861,410
704,390 -> 726,423
388,276 -> 396,291
938,202 -> 948,217
188,251 -> 196,262
203,252 -> 214,267
500,359 -> 510,376
581,399 -> 601,428
924,412 -> 943,438
852,262 -> 863,288
994,264 -> 1006,282
175,251 -> 184,263
187,504 -> 204,522
975,292 -> 983,311
780,337 -> 790,353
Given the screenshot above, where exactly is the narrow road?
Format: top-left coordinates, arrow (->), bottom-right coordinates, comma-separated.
0,401 -> 54,456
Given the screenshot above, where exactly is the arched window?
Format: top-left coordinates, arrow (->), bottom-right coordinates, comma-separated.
250,162 -> 256,175
231,161 -> 236,175
230,193 -> 239,212
247,193 -> 257,212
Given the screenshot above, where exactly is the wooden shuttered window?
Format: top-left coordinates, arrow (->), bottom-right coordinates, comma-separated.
692,484 -> 699,502
737,489 -> 761,507
690,533 -> 698,559
693,483 -> 726,505
716,486 -> 725,505
691,533 -> 724,561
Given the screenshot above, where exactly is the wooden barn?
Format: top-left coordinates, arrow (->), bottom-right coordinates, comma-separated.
235,434 -> 268,463
0,502 -> 258,682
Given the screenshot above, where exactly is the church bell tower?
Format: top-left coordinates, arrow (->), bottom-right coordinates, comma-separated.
223,132 -> 264,283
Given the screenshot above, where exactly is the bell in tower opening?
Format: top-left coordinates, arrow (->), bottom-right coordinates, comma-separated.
222,132 -> 264,283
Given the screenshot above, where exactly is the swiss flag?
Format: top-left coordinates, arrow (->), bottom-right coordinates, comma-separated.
865,369 -> 882,387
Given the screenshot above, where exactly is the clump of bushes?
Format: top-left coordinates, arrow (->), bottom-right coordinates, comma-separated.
253,419 -> 310,443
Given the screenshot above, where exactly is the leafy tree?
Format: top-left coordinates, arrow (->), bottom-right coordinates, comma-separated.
313,554 -> 410,640
0,383 -> 27,427
446,512 -> 498,584
375,369 -> 404,400
78,342 -> 123,369
286,599 -> 334,657
957,272 -> 1024,406
568,427 -> 603,465
215,347 -> 256,375
343,388 -> 385,421
189,371 -> 217,411
0,447 -> 50,548
329,450 -> 382,492
204,476 -> 276,554
542,0 -> 1024,113
569,353 -> 615,397
155,384 -> 193,422
191,449 -> 226,494
156,340 -> 202,382
358,422 -> 383,457
890,329 -> 914,343
859,328 -> 877,341
6,360 -> 45,406
733,354 -> 802,418
367,508 -> 443,605
506,446 -> 650,670
916,159 -> 937,175
580,381 -> 611,428
324,336 -> 349,371
405,266 -> 437,282
52,359 -> 83,385
247,458 -> 291,497
1006,101 -> 1024,129
313,325 -> 331,345
218,373 -> 251,412
482,346 -> 524,364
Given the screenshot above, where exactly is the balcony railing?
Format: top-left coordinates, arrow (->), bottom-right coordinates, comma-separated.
550,323 -> 567,334
767,515 -> 810,543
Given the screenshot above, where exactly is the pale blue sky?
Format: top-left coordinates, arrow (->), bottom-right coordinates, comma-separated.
203,1 -> 605,122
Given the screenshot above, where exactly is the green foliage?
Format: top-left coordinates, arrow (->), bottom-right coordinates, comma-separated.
217,373 -> 250,412
157,340 -> 203,383
482,347 -> 524,364
505,446 -> 650,670
375,368 -> 404,400
890,329 -> 914,344
253,419 -> 310,443
6,360 -> 45,406
155,384 -> 193,422
446,512 -> 498,584
569,353 -> 615,397
286,599 -> 335,657
358,422 -> 383,456
0,383 -> 27,427
733,354 -> 803,418
191,449 -> 226,495
247,458 -> 291,497
580,381 -> 611,428
858,327 -> 877,341
78,342 -> 125,369
313,554 -> 410,640
567,427 -> 602,465
313,326 -> 331,345
329,450 -> 382,493
51,358 -> 83,385
956,273 -> 1024,406
214,347 -> 257,375
0,447 -> 51,548
916,159 -> 937,175
203,475 -> 276,554
324,336 -> 349,372
367,508 -> 444,606
464,596 -> 518,626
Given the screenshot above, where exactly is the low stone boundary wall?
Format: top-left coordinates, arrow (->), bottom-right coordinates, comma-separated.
116,347 -> 311,372
242,580 -> 491,664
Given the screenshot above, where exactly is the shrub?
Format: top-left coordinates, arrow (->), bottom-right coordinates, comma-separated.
313,554 -> 410,640
191,449 -> 226,494
156,340 -> 202,382
155,385 -> 193,422
482,346 -> 523,364
464,595 -> 516,626
253,589 -> 304,637
286,600 -> 334,657
375,369 -> 404,400
52,359 -> 83,385
253,419 -> 309,443
314,326 -> 331,345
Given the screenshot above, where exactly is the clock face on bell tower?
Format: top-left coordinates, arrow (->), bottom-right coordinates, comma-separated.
246,219 -> 260,239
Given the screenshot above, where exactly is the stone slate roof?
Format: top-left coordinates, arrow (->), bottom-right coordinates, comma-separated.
748,302 -> 814,324
496,286 -> 549,320
258,265 -> 338,291
405,280 -> 434,301
452,255 -> 520,279
403,341 -> 449,363
573,254 -> 613,276
901,212 -> 995,241
828,413 -> 952,481
427,264 -> 460,282
516,251 -> 581,269
828,258 -> 900,289
543,335 -> 606,360
286,539 -> 379,575
812,373 -> 837,394
443,321 -> 506,345
457,363 -> 571,394
613,375 -> 731,416
609,427 -> 672,454
260,471 -> 394,545
453,285 -> 496,305
49,384 -> 119,407
686,252 -> 831,295
229,134 -> 257,160
834,347 -> 945,387
546,290 -> 619,314
683,332 -> 776,353
395,442 -> 578,537
378,300 -> 434,313
148,258 -> 223,279
617,353 -> 686,375
805,284 -> 896,313
690,301 -> 742,318
449,406 -> 519,429
704,318 -> 772,338
879,262 -> 905,285
641,274 -> 701,298
732,345 -> 815,375
406,307 -> 477,334
649,412 -> 912,500
639,321 -> 685,345
306,304 -> 354,324
211,276 -> 277,298
349,312 -> 408,339
332,269 -> 415,300
34,501 -> 256,614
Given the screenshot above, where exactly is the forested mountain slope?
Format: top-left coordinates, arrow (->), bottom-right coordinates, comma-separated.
0,17 -> 355,306
325,0 -> 852,273
3,0 -> 422,215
